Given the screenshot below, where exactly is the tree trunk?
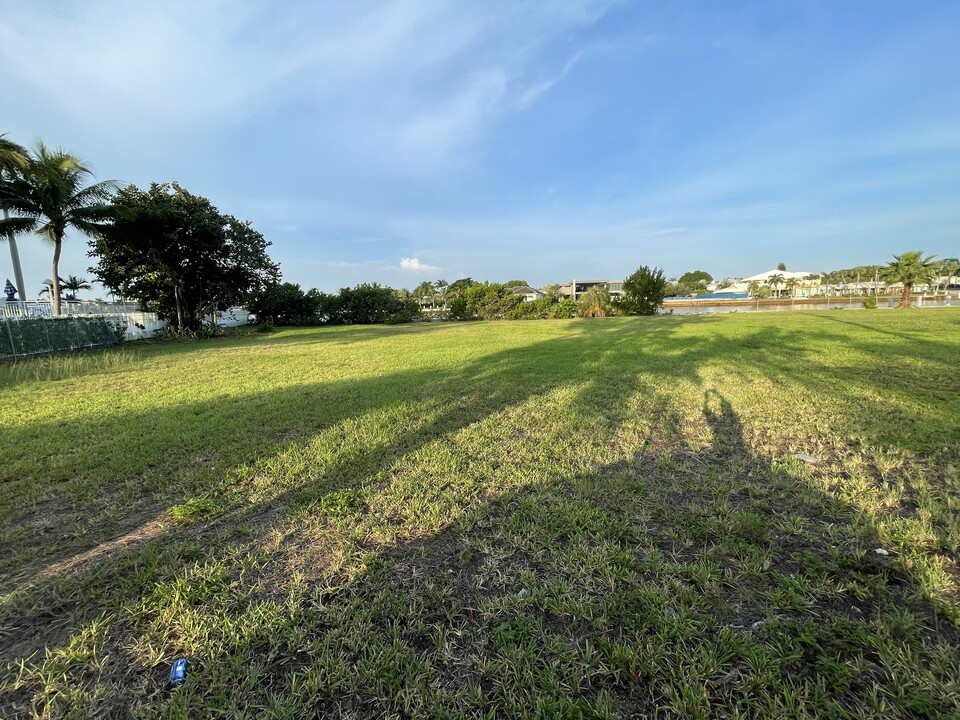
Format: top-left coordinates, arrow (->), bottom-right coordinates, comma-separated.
900,282 -> 912,308
3,209 -> 27,303
174,284 -> 184,330
51,236 -> 63,316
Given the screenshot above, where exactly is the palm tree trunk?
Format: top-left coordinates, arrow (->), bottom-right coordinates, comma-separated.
51,237 -> 63,316
900,282 -> 912,308
174,284 -> 184,329
3,209 -> 27,303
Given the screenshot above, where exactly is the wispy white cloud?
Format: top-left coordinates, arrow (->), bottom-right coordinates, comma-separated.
399,257 -> 441,273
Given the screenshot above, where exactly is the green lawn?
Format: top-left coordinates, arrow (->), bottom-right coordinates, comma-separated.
1,310 -> 959,719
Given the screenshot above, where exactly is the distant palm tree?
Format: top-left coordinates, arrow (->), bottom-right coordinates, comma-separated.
414,281 -> 435,308
62,274 -> 93,299
746,280 -> 760,298
38,277 -> 64,298
784,277 -> 799,306
0,135 -> 30,301
767,273 -> 785,299
434,279 -> 449,308
0,141 -> 114,315
884,251 -> 936,308
803,273 -> 820,296
936,259 -> 959,291
541,283 -> 562,302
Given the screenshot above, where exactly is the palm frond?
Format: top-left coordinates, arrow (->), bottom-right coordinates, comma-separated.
68,180 -> 117,207
0,215 -> 38,236
0,135 -> 30,173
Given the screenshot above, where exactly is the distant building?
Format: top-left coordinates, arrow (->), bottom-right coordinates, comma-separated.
509,285 -> 547,302
559,279 -> 625,300
726,269 -> 821,297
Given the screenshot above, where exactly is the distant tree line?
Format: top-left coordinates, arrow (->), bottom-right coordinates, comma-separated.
249,282 -> 418,326
251,267 -> 670,326
5,134 -> 952,331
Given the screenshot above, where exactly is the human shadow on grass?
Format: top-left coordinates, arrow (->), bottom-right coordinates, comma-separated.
2,318 -> 959,717
206,390 -> 954,719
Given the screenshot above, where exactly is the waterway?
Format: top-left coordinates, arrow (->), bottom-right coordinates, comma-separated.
663,296 -> 958,315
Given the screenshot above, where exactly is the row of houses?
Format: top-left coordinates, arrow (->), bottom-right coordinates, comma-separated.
514,269 -> 960,303
715,269 -> 958,298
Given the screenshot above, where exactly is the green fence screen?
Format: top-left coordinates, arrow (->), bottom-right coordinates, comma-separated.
1,316 -> 124,359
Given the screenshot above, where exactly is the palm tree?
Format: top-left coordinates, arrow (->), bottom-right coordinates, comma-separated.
434,278 -> 449,308
0,141 -> 114,315
803,273 -> 820,297
38,278 -> 59,297
784,277 -> 799,306
884,251 -> 937,308
746,280 -> 760,298
414,281 -> 435,309
61,274 -> 92,299
766,273 -> 785,299
936,258 -> 959,292
541,283 -> 562,302
0,135 -> 30,301
577,285 -> 611,317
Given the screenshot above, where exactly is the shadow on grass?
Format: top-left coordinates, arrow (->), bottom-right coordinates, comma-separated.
2,314 -> 959,717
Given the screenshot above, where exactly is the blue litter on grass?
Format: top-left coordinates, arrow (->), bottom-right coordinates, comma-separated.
169,658 -> 188,687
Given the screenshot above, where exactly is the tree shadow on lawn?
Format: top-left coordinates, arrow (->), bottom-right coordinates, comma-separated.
2,314 -> 956,595
149,321 -> 460,355
2,316 -> 959,717
0,320 -> 697,627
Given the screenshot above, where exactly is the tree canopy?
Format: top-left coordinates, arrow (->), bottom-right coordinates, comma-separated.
676,270 -> 713,296
621,266 -> 667,315
89,182 -> 279,330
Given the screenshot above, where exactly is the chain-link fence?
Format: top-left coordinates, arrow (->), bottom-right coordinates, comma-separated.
1,316 -> 126,359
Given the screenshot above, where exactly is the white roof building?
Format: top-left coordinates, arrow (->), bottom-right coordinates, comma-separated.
724,269 -> 820,295
740,269 -> 819,283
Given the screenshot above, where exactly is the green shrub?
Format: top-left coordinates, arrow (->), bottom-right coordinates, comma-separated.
551,298 -> 578,319
862,295 -> 878,309
255,322 -> 275,333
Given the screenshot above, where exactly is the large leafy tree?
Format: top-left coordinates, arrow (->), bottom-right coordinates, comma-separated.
446,277 -> 477,301
677,269 -> 713,296
621,265 -> 667,315
89,183 -> 279,330
884,250 -> 936,308
0,140 -> 113,314
457,282 -> 522,320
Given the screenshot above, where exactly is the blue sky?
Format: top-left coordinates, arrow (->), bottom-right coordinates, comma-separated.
2,1 -> 959,295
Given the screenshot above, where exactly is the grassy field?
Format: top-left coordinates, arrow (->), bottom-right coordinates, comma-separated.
1,309 -> 959,719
